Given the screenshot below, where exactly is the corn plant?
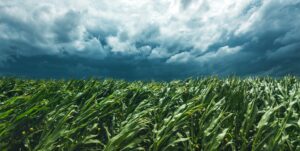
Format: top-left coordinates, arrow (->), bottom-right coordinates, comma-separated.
0,77 -> 299,150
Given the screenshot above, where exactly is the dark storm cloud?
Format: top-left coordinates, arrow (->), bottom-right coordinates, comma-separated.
0,0 -> 300,80
230,1 -> 300,75
0,54 -> 200,81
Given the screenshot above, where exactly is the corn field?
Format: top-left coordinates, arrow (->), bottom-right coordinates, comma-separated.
0,77 -> 299,151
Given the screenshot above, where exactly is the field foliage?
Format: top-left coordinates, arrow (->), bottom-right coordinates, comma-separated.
0,77 -> 299,150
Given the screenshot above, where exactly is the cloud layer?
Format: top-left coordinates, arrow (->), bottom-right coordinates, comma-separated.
0,0 -> 300,80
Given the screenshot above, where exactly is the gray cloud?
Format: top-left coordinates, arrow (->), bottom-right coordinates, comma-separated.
53,10 -> 82,43
0,0 -> 300,80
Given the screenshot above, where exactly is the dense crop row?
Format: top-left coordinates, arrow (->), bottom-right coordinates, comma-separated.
0,77 -> 299,150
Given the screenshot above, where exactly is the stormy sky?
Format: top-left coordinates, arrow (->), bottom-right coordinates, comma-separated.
0,0 -> 300,80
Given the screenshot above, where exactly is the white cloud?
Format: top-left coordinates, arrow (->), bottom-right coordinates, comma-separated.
197,46 -> 242,62
107,36 -> 139,54
148,47 -> 170,59
167,52 -> 194,63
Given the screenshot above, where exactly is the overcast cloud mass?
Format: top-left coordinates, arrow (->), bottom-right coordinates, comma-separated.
0,0 -> 300,80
